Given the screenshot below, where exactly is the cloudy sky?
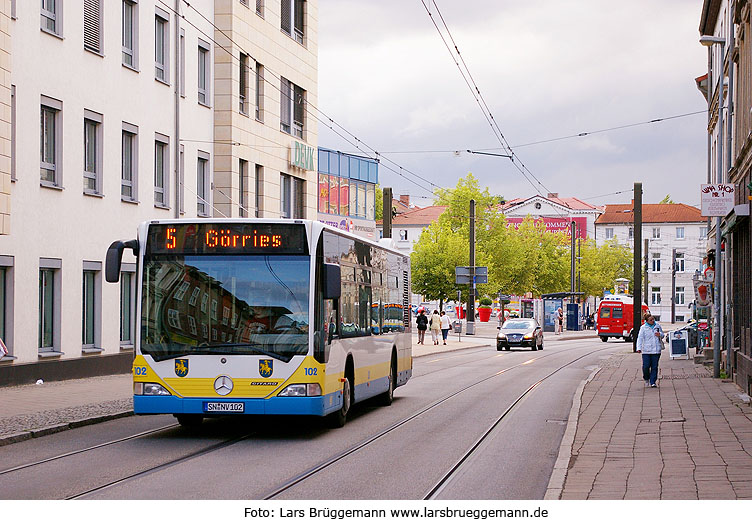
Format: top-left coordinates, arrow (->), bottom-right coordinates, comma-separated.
316,0 -> 709,208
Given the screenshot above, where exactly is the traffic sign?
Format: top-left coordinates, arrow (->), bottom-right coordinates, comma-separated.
455,266 -> 488,285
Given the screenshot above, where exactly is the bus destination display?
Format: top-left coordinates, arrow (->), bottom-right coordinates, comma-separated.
146,223 -> 308,255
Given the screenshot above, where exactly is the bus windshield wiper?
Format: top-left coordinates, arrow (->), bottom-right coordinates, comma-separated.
190,343 -> 291,362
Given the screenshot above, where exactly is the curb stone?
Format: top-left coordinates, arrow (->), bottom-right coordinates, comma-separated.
544,365 -> 602,500
0,410 -> 134,448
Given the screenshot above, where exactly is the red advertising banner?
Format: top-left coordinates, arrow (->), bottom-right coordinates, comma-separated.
505,216 -> 588,239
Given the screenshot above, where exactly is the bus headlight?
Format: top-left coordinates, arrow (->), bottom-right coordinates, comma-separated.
134,382 -> 172,396
278,384 -> 322,397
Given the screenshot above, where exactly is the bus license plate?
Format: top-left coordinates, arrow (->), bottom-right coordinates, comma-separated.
203,402 -> 244,413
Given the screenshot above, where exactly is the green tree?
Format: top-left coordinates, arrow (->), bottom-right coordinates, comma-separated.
374,184 -> 384,221
659,194 -> 675,204
578,239 -> 633,297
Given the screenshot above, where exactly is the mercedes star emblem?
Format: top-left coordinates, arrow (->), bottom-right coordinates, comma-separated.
214,375 -> 234,396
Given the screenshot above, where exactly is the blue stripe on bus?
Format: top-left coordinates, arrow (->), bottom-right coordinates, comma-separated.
135,392 -> 339,416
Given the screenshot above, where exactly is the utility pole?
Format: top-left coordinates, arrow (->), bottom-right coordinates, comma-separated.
644,238 -> 649,310
467,199 -> 476,335
633,183 -> 642,352
382,187 -> 393,239
671,248 -> 677,323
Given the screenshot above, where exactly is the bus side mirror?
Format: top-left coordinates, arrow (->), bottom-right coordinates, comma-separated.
105,239 -> 139,283
323,263 -> 341,300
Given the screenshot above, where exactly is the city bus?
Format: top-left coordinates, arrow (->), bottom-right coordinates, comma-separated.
105,219 -> 412,427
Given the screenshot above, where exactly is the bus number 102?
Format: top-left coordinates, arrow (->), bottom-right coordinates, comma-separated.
304,368 -> 318,376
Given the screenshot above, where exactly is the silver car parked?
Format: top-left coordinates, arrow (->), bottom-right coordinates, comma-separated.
497,319 -> 544,351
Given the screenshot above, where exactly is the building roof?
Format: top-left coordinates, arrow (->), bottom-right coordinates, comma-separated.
503,194 -> 603,212
376,205 -> 447,227
595,203 -> 705,225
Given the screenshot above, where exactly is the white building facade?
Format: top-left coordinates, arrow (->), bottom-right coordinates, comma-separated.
502,193 -> 603,239
0,0 -> 318,382
595,203 -> 708,323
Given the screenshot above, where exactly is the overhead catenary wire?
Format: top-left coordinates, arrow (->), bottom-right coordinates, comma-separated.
342,109 -> 709,155
167,0 -> 439,198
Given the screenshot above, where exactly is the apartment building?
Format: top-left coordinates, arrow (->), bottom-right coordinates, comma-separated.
0,1 -> 217,382
0,1 -> 320,383
212,0 -> 318,221
595,203 -> 707,322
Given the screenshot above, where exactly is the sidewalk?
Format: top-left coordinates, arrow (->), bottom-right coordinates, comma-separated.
546,348 -> 752,500
0,322 -> 594,446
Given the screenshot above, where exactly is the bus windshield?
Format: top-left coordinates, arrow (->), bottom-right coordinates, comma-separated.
141,255 -> 310,362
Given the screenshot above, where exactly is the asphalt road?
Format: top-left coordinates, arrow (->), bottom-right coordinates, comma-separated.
0,336 -> 625,500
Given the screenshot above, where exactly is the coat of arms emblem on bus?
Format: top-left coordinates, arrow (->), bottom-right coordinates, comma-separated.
259,359 -> 273,378
175,359 -> 189,377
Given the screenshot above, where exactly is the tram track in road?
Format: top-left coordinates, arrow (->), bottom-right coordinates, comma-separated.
422,346 -> 609,499
66,432 -> 255,500
262,343 -> 613,500
0,423 -> 180,477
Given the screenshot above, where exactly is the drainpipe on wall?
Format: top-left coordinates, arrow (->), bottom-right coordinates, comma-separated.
174,0 -> 181,219
725,20 -> 735,380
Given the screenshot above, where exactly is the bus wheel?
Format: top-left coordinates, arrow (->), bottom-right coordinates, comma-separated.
176,414 -> 203,427
328,376 -> 352,428
378,354 -> 397,406
600,336 -> 608,342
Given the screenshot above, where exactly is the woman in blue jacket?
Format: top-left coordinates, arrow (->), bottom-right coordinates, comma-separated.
637,312 -> 664,388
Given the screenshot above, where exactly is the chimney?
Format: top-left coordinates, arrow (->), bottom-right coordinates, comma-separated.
399,194 -> 410,206
547,193 -> 559,199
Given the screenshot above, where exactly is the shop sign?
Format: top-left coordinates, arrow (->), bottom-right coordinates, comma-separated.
701,184 -> 735,217
291,141 -> 315,171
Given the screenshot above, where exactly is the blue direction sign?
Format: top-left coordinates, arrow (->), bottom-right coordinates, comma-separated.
455,266 -> 488,284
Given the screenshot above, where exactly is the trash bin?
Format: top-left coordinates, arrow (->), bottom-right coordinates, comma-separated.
453,320 -> 462,334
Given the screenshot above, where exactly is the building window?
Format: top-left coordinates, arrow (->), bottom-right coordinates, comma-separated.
675,286 -> 685,306
83,112 -> 103,195
11,86 -> 15,181
281,0 -> 304,44
676,226 -> 685,240
651,253 -> 661,272
155,11 -> 169,83
280,77 -> 304,138
239,53 -> 249,115
256,0 -> 264,16
40,104 -> 60,186
255,164 -> 263,217
197,154 -> 210,216
699,226 -> 708,240
41,0 -> 61,36
120,271 -> 134,345
83,0 -> 103,54
255,63 -> 264,121
239,159 -> 248,217
628,226 -> 633,240
675,253 -> 685,272
399,229 -> 408,241
651,287 -> 661,305
122,0 -> 138,68
179,29 -> 185,97
122,124 -> 138,201
280,173 -> 304,219
154,137 -> 169,207
198,41 -> 210,106
605,228 -> 614,240
82,270 -> 96,346
652,227 -> 661,239
39,268 -> 56,350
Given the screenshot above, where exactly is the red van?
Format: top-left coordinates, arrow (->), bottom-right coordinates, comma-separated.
596,295 -> 650,342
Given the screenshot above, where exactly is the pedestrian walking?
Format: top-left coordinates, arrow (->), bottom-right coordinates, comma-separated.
430,310 -> 441,345
440,310 -> 451,345
416,308 -> 428,344
556,307 -> 564,335
637,312 -> 664,387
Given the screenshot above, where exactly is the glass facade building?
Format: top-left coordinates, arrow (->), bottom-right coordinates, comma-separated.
317,148 -> 378,222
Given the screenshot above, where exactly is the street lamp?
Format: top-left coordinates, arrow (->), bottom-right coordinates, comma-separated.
699,34 -> 726,379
